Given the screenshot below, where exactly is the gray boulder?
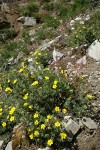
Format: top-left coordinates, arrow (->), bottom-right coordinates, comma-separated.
24,17 -> 36,26
87,40 -> 100,61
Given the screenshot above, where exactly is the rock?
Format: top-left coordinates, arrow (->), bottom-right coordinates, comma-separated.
64,116 -> 71,120
8,57 -> 14,63
75,17 -> 82,21
1,3 -> 10,13
12,123 -> 29,150
53,49 -> 64,61
63,119 -> 80,135
87,40 -> 100,61
70,20 -> 75,26
0,141 -> 3,148
24,17 -> 36,26
14,52 -> 23,64
5,141 -> 12,150
76,55 -> 87,65
40,35 -> 62,51
28,58 -> 35,73
82,117 -> 97,129
17,16 -> 25,23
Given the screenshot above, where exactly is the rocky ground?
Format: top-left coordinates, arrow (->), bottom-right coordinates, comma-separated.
0,0 -> 100,150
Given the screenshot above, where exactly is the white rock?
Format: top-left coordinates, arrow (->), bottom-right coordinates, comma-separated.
87,40 -> 100,61
64,116 -> 71,120
5,141 -> 12,150
63,119 -> 80,135
17,16 -> 25,22
24,17 -> 36,26
75,17 -> 82,21
53,49 -> 64,61
70,20 -> 75,26
0,141 -> 3,148
82,117 -> 97,129
76,55 -> 87,65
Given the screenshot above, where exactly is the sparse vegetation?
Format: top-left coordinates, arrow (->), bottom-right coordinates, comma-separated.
0,0 -> 100,149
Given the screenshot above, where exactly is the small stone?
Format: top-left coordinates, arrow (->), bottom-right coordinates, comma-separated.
64,116 -> 71,120
5,141 -> 12,150
82,117 -> 97,129
53,49 -> 64,61
24,17 -> 36,26
76,55 -> 87,65
17,16 -> 25,22
0,141 -> 3,148
63,119 -> 80,135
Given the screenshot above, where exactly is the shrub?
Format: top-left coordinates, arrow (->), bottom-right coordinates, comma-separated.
0,51 -> 93,148
20,2 -> 39,17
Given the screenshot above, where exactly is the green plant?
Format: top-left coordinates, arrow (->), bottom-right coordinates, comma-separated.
0,52 -> 93,148
20,2 -> 39,17
43,16 -> 60,28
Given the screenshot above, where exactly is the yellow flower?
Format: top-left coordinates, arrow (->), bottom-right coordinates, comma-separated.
61,70 -> 64,74
34,130 -> 39,136
8,79 -> 10,83
9,107 -> 16,115
60,132 -> 67,140
0,84 -> 2,91
2,122 -> 6,127
0,108 -> 2,112
5,87 -> 12,93
31,81 -> 38,86
35,61 -> 39,65
29,105 -> 32,109
33,113 -> 38,118
23,93 -> 28,100
54,121 -> 60,127
34,120 -> 39,125
23,102 -> 28,107
47,115 -> 52,120
52,84 -> 57,89
62,108 -> 67,114
38,52 -> 41,56
87,94 -> 94,99
19,67 -> 24,73
45,76 -> 49,80
55,106 -> 60,112
54,80 -> 58,85
13,79 -> 17,84
41,124 -> 46,129
47,139 -> 53,146
10,116 -> 15,122
29,133 -> 34,139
